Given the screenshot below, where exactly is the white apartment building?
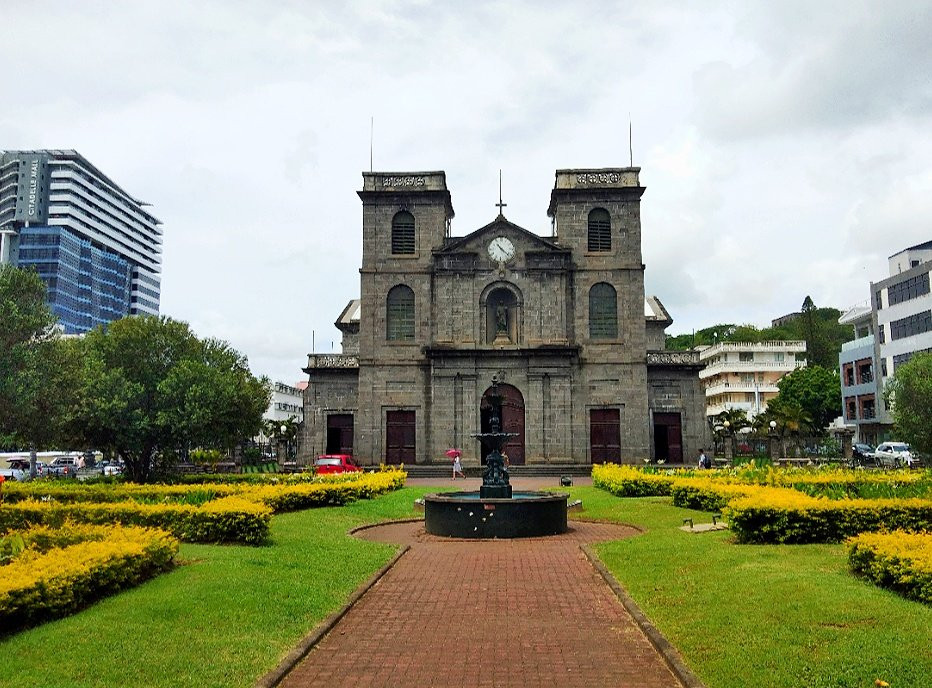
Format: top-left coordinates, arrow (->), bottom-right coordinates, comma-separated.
839,240 -> 932,443
265,381 -> 305,425
699,341 -> 807,419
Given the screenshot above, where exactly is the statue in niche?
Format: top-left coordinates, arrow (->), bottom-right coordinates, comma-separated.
495,302 -> 508,334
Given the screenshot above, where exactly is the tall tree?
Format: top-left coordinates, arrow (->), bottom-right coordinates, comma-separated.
0,265 -> 80,473
72,315 -> 271,482
771,365 -> 841,433
884,353 -> 932,455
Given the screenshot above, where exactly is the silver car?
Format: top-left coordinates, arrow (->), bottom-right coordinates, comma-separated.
873,442 -> 913,468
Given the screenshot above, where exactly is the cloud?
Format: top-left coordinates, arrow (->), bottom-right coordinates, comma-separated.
693,1 -> 932,139
3,1 -> 931,380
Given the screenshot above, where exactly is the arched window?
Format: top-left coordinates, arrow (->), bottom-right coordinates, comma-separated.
589,282 -> 617,339
386,285 -> 415,341
391,211 -> 415,254
587,208 -> 611,252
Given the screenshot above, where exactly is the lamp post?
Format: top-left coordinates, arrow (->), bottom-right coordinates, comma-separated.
723,420 -> 733,462
280,424 -> 288,461
768,420 -> 778,462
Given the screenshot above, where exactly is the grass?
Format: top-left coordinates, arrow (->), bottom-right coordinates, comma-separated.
3,484 -> 931,687
567,486 -> 932,688
0,487 -> 433,688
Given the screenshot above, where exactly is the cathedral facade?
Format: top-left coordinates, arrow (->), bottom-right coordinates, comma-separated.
300,167 -> 707,466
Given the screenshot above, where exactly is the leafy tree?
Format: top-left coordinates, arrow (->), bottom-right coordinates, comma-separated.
771,365 -> 841,433
712,408 -> 751,432
0,265 -> 81,473
71,315 -> 271,482
885,353 -> 932,455
766,397 -> 812,437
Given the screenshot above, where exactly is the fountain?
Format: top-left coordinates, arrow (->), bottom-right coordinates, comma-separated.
424,375 -> 569,538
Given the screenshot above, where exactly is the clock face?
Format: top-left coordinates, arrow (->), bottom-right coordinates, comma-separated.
488,236 -> 515,263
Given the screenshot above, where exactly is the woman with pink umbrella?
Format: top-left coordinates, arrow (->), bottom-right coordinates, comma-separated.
446,448 -> 465,479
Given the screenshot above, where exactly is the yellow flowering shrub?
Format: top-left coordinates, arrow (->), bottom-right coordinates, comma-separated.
0,523 -> 178,631
3,470 -> 407,514
848,531 -> 932,604
0,496 -> 271,544
591,464 -> 676,497
725,492 -> 932,544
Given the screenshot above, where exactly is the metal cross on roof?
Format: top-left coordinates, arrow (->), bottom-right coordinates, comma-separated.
495,169 -> 507,216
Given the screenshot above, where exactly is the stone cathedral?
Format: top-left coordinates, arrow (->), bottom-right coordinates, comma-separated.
300,167 -> 707,467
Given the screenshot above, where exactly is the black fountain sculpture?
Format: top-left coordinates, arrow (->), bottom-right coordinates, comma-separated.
479,376 -> 513,499
423,375 -> 568,538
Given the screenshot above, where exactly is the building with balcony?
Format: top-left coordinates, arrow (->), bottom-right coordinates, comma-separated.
698,341 -> 807,420
0,150 -> 162,333
300,167 -> 707,466
839,240 -> 932,443
838,303 -> 885,443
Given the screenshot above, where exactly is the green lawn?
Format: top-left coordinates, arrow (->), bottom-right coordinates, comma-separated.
569,486 -> 932,688
0,487 -> 432,688
3,485 -> 930,688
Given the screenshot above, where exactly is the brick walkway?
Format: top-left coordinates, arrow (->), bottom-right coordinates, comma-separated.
278,521 -> 685,688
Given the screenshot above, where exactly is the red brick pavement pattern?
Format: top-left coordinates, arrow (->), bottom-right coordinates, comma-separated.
279,521 -> 683,688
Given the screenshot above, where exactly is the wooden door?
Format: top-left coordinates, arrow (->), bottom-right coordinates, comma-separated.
590,409 -> 621,463
326,414 -> 354,455
480,384 -> 525,465
653,412 -> 683,463
385,410 -> 416,464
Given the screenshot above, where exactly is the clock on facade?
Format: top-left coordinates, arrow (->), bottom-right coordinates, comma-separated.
487,236 -> 515,263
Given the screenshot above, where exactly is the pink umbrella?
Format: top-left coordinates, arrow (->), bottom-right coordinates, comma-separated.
445,448 -> 462,459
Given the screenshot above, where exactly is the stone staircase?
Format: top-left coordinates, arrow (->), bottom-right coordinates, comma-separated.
402,463 -> 596,479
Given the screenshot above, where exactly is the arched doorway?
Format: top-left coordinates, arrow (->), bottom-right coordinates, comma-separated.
480,383 -> 525,465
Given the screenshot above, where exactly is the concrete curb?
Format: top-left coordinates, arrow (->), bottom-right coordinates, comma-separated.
254,542 -> 411,688
581,543 -> 706,688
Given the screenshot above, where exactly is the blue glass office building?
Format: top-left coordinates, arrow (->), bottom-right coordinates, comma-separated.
0,150 -> 162,334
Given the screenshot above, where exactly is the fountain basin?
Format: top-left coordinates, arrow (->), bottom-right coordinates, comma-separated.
424,491 -> 569,538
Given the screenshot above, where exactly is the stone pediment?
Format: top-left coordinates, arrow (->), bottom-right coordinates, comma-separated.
434,215 -> 568,272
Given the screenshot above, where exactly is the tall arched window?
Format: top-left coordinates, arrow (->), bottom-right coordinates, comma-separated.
589,282 -> 617,339
391,211 -> 415,254
587,208 -> 611,252
386,285 -> 415,341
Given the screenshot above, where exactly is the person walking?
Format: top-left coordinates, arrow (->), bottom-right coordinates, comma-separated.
698,449 -> 710,469
452,454 -> 465,479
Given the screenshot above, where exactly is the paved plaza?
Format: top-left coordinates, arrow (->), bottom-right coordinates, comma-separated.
278,514 -> 687,687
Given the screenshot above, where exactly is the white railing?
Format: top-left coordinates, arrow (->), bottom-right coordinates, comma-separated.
840,334 -> 874,353
700,340 -> 807,358
699,360 -> 805,378
704,382 -> 779,396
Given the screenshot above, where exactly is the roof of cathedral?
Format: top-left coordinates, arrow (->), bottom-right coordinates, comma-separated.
438,215 -> 564,254
335,299 -> 361,330
645,295 -> 673,326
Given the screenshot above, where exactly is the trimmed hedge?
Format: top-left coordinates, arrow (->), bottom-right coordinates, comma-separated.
848,531 -> 932,604
591,464 -> 675,497
2,470 -> 408,514
0,496 -> 271,545
725,493 -> 932,544
0,524 -> 178,631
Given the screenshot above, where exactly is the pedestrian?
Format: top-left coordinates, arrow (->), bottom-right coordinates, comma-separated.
452,453 -> 465,479
698,449 -> 709,470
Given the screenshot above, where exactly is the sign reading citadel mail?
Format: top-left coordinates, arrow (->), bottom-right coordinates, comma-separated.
14,154 -> 50,225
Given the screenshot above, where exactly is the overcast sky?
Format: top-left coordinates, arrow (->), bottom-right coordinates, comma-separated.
3,1 -> 930,383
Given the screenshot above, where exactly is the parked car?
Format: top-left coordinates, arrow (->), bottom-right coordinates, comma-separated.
850,443 -> 875,466
872,442 -> 913,468
313,454 -> 361,474
0,459 -> 47,480
46,456 -> 78,478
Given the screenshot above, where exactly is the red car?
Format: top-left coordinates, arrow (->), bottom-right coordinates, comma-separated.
313,454 -> 361,474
